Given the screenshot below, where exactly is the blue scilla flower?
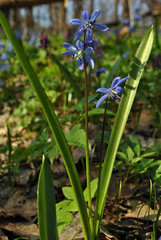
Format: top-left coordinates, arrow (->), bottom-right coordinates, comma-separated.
0,63 -> 10,72
7,41 -> 14,53
28,36 -> 36,45
96,76 -> 130,109
122,19 -> 130,25
122,51 -> 130,58
0,53 -> 9,61
0,80 -> 5,87
135,14 -> 142,20
70,10 -> 109,41
0,41 -> 5,51
133,6 -> 140,12
92,68 -> 107,77
61,40 -> 94,70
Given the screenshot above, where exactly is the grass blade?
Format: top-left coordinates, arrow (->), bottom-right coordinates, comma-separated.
38,156 -> 58,240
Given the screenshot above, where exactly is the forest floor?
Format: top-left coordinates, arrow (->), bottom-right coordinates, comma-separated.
0,78 -> 161,240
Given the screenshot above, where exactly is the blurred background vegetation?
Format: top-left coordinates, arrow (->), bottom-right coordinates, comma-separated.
0,0 -> 161,33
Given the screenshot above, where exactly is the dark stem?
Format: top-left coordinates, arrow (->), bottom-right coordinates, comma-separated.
83,31 -> 93,233
94,97 -> 108,236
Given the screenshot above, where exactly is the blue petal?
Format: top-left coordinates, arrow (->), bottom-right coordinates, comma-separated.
96,93 -> 109,109
82,11 -> 89,21
76,40 -> 84,51
84,54 -> 94,69
84,46 -> 94,54
92,22 -> 110,31
74,26 -> 85,40
70,19 -> 83,25
115,86 -> 125,94
62,42 -> 77,51
61,50 -> 77,55
90,10 -> 100,22
111,77 -> 121,88
112,76 -> 130,88
86,29 -> 93,42
96,87 -> 108,93
77,58 -> 84,70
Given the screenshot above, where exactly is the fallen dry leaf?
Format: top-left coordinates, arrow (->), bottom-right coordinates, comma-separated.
0,220 -> 39,239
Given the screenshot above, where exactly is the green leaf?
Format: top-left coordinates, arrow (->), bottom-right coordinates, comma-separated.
94,26 -> 154,236
62,186 -> 75,200
126,135 -> 141,157
149,160 -> 161,167
117,151 -> 128,161
126,146 -> 135,160
139,158 -> 154,173
87,108 -> 115,117
12,147 -> 29,162
66,124 -> 91,149
141,151 -> 156,158
56,200 -> 71,211
67,200 -> 78,212
83,178 -> 98,202
151,165 -> 161,187
57,209 -> 73,234
133,144 -> 141,157
37,156 -> 58,240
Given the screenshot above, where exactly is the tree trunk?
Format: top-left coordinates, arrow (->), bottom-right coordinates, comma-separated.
114,0 -> 119,22
90,0 -> 94,14
122,0 -> 129,20
74,0 -> 83,19
59,0 -> 66,33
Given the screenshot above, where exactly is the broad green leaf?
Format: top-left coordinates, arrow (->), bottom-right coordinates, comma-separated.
94,26 -> 154,236
37,156 -> 58,240
83,178 -> 98,202
139,158 -> 154,173
141,151 -> 156,158
57,209 -> 73,234
62,186 -> 75,200
149,160 -> 161,167
126,135 -> 141,157
56,199 -> 71,211
131,157 -> 143,164
12,147 -> 29,162
151,165 -> 161,187
133,144 -> 141,157
67,200 -> 78,212
117,151 -> 128,161
126,146 -> 135,160
66,124 -> 91,149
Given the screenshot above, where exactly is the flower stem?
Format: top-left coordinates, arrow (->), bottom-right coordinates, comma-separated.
94,97 -> 108,238
83,32 -> 93,235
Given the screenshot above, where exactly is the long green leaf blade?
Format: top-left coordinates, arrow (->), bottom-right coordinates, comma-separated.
94,26 -> 154,236
38,156 -> 58,240
0,11 -> 91,240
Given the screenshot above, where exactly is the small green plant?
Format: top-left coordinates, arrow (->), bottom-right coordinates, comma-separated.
0,9 -> 154,240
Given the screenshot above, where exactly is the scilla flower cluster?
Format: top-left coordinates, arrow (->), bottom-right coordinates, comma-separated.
61,10 -> 109,70
61,10 -> 130,108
